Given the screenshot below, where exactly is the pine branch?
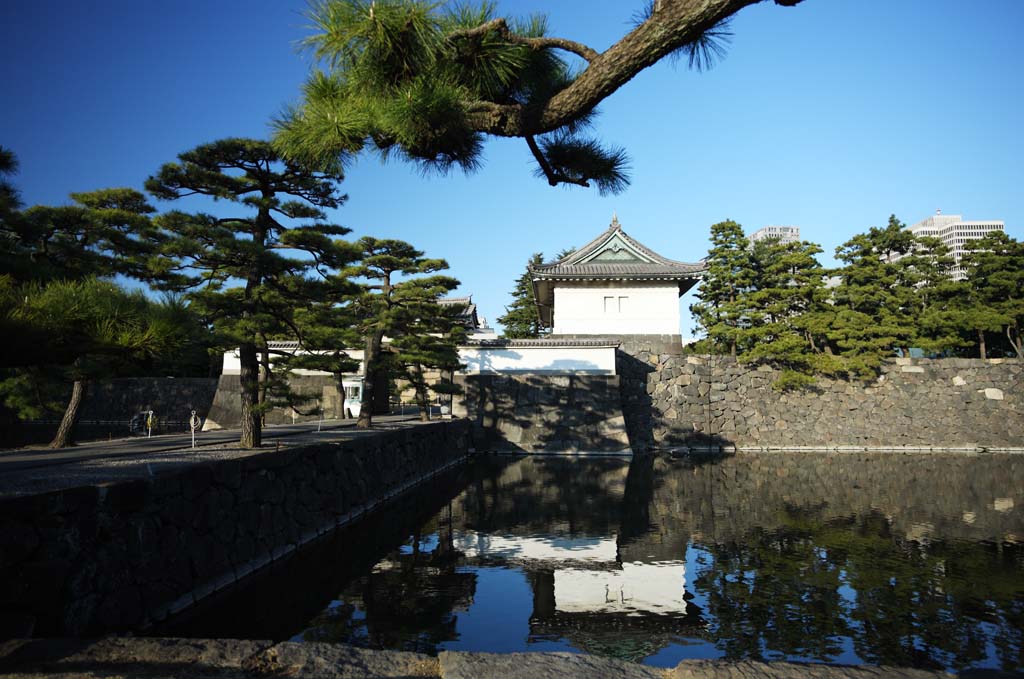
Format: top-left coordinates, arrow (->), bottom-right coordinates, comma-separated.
446,17 -> 599,62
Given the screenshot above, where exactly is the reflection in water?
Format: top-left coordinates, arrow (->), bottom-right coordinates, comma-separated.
188,454 -> 1024,672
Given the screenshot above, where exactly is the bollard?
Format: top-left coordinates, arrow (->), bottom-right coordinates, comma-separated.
189,410 -> 201,449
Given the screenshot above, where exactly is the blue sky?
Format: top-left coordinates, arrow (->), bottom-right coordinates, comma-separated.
3,1 -> 1022,336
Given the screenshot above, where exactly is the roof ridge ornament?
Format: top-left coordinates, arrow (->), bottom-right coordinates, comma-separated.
610,212 -> 621,230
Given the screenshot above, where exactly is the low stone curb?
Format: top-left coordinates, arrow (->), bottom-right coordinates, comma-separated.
667,446 -> 1024,455
0,638 -> 966,678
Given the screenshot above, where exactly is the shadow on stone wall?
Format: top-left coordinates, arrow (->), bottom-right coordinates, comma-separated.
453,374 -> 632,453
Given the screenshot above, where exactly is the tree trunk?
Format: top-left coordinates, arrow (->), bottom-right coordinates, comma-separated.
1008,322 -> 1023,359
257,340 -> 270,427
334,372 -> 347,419
239,342 -> 262,448
414,365 -> 430,422
978,328 -> 987,360
357,332 -> 383,429
49,379 -> 88,449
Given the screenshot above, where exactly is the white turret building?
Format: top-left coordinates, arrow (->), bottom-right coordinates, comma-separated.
529,216 -> 704,338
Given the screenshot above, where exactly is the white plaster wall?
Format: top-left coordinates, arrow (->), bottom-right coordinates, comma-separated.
221,348 -> 365,376
458,345 -> 616,374
553,282 -> 680,335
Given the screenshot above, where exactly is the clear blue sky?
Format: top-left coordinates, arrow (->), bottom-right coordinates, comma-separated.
3,1 -> 1022,336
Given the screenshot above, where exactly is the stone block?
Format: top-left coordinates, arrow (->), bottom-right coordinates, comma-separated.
952,375 -> 967,386
440,651 -> 662,679
901,365 -> 925,373
982,388 -> 1004,400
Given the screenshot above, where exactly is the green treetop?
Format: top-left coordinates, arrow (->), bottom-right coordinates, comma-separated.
1,186 -> 161,284
961,231 -> 1024,358
390,299 -> 467,421
147,138 -> 359,448
340,236 -> 460,428
740,238 -> 838,389
826,216 -> 919,377
690,219 -> 754,358
498,252 -> 544,339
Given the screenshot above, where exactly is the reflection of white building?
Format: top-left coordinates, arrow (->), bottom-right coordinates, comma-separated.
554,563 -> 686,616
453,531 -> 687,617
906,210 -> 1004,280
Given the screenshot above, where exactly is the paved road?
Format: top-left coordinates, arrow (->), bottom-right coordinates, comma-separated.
0,415 -> 419,473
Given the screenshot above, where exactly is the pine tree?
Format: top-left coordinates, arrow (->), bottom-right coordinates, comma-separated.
740,238 -> 838,389
498,252 -> 544,339
1,187 -> 161,284
390,300 -> 467,421
0,279 -> 184,447
274,1 -> 806,192
902,236 -> 971,357
690,220 -> 754,358
268,278 -> 364,420
826,216 -> 919,377
0,171 -> 173,445
339,237 -> 460,428
146,138 -> 358,448
962,232 -> 1024,358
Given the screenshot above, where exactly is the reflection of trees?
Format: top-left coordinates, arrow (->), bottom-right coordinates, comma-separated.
454,456 -> 631,536
693,508 -> 1024,671
302,508 -> 477,655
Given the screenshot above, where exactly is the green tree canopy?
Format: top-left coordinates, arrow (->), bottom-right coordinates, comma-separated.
0,187 -> 161,283
740,238 -> 838,389
0,278 -> 185,447
497,252 -> 544,339
147,138 -> 359,447
961,231 -> 1024,358
390,299 -> 467,421
825,216 -> 919,377
340,236 -> 459,428
690,219 -> 753,358
276,0 -> 804,193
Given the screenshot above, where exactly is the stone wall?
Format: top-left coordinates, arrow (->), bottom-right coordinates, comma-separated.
204,373 -> 389,431
0,420 -> 470,637
8,378 -> 219,446
638,355 -> 1023,449
79,378 -> 219,428
452,374 -> 630,453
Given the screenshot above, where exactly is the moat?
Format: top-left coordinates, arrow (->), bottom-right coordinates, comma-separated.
158,453 -> 1024,674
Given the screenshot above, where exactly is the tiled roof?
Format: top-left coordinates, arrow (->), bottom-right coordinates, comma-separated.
439,296 -> 479,329
465,338 -> 620,348
530,216 -> 705,279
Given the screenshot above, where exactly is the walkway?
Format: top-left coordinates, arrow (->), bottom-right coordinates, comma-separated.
0,415 -> 424,497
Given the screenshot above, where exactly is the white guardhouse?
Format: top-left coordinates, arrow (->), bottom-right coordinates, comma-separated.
529,216 -> 704,337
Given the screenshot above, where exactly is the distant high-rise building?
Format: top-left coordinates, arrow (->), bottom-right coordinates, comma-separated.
906,210 -> 1004,280
749,225 -> 800,245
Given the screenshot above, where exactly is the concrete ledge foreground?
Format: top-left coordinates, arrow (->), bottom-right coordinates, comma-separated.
0,637 -> 997,678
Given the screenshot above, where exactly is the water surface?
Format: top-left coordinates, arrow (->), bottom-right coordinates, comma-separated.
161,453 -> 1024,673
